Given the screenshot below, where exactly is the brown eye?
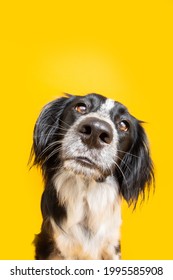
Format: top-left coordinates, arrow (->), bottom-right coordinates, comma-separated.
75,103 -> 87,114
118,120 -> 129,132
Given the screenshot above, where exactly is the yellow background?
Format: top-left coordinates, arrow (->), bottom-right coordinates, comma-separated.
0,0 -> 173,259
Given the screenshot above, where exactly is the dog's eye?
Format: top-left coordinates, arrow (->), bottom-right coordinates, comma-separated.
118,120 -> 129,132
74,103 -> 87,114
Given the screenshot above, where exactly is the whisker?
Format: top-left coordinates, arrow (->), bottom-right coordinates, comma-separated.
43,147 -> 62,164
59,119 -> 71,128
114,161 -> 129,189
38,141 -> 63,159
59,127 -> 69,133
115,155 -> 132,173
34,133 -> 61,138
39,124 -> 60,129
38,123 -> 69,132
117,150 -> 139,159
34,132 -> 67,138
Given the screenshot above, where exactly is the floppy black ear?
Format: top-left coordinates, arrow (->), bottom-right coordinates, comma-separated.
118,123 -> 154,205
30,96 -> 70,169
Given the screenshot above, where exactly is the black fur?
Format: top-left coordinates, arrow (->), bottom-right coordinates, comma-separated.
117,122 -> 154,205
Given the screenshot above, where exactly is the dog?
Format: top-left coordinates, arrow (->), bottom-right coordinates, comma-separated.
31,93 -> 154,260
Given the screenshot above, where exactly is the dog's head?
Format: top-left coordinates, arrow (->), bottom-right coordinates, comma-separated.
32,93 -> 154,204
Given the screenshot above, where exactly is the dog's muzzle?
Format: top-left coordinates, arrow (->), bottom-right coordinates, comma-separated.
62,115 -> 117,180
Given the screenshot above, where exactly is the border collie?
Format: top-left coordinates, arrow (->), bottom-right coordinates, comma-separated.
31,93 -> 154,260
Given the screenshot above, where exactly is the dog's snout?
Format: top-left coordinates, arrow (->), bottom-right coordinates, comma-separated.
78,117 -> 113,148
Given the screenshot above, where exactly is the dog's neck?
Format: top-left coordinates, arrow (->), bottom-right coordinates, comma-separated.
50,170 -> 122,259
53,169 -> 120,224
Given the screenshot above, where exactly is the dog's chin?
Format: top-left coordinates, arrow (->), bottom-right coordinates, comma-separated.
63,158 -> 109,182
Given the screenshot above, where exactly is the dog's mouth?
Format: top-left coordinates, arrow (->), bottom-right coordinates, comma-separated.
64,156 -> 97,169
63,156 -> 111,181
75,157 -> 96,168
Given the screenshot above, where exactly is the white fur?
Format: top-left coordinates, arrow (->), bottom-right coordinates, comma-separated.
98,98 -> 115,117
51,170 -> 122,259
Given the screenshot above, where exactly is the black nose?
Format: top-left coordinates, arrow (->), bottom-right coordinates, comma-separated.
77,117 -> 113,148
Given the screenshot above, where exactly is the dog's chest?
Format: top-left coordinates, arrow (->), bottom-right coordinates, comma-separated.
51,172 -> 121,259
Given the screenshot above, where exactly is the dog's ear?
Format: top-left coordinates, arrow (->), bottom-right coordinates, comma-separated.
117,123 -> 154,205
30,96 -> 70,168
